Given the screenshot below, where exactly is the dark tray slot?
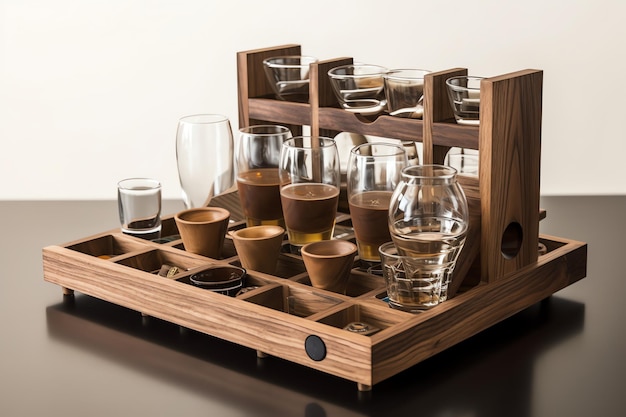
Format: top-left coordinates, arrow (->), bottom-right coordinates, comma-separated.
114,248 -> 210,275
66,234 -> 148,259
242,284 -> 344,318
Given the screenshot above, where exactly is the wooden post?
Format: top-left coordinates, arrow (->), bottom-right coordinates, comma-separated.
479,70 -> 543,281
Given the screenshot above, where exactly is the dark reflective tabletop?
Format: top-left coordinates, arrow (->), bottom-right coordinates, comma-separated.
1,197 -> 625,417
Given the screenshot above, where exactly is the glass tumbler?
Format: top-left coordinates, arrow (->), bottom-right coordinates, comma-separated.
445,76 -> 484,126
383,69 -> 431,118
388,164 -> 469,301
176,114 -> 235,208
117,178 -> 162,240
346,142 -> 408,264
279,136 -> 341,253
235,125 -> 292,228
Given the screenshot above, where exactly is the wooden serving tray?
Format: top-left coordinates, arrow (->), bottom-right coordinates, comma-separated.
42,204 -> 586,391
43,44 -> 588,391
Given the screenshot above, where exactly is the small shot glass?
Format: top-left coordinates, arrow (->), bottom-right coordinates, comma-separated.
117,178 -> 162,240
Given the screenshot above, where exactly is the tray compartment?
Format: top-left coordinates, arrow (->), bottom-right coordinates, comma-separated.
294,268 -> 385,298
230,249 -> 308,278
242,283 -> 345,318
114,248 -> 211,276
315,302 -> 408,336
66,234 -> 149,259
170,235 -> 238,260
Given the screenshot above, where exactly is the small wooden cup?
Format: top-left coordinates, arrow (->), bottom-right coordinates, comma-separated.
229,225 -> 285,274
301,240 -> 357,294
174,207 -> 230,258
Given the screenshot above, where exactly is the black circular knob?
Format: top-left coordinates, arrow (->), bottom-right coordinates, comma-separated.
305,335 -> 326,361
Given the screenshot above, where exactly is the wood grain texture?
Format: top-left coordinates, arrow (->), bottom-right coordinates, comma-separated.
423,68 -> 467,164
479,70 -> 543,281
237,44 -> 302,129
369,236 -> 586,384
42,233 -> 586,387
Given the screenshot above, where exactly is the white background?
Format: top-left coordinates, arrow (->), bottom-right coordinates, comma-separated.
1,0 -> 624,200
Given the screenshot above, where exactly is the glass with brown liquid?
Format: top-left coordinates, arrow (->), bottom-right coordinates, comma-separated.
236,125 -> 292,228
279,136 -> 341,253
346,143 -> 408,263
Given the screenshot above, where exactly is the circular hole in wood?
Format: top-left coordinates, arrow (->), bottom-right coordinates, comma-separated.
501,222 -> 523,259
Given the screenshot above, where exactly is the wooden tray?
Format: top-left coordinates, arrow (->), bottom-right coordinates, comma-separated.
42,44 -> 588,391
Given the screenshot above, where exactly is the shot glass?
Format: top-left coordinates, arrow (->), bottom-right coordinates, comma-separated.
383,69 -> 431,118
278,136 -> 341,253
379,242 -> 444,312
346,142 -> 408,264
445,76 -> 484,125
235,125 -> 292,228
117,178 -> 162,240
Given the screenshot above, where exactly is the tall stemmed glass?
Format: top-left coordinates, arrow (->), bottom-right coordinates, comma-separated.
176,114 -> 235,208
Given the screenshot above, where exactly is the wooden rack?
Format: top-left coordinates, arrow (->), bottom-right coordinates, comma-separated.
43,44 -> 587,391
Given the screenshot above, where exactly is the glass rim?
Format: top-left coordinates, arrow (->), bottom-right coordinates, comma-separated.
263,55 -> 318,68
239,124 -> 291,136
378,241 -> 401,258
178,114 -> 229,125
328,64 -> 389,79
350,142 -> 406,157
282,136 -> 336,149
117,178 -> 161,190
401,164 -> 458,179
383,68 -> 432,81
445,76 -> 484,91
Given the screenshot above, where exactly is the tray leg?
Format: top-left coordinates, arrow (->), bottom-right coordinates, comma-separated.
256,350 -> 268,358
357,383 -> 371,392
62,286 -> 74,296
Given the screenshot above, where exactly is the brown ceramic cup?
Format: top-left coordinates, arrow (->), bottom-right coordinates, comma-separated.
301,240 -> 357,294
174,207 -> 230,258
229,225 -> 285,274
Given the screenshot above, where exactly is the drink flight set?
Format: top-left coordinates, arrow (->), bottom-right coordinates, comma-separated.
118,134 -> 466,312
44,44 -> 587,391
117,55 -> 480,312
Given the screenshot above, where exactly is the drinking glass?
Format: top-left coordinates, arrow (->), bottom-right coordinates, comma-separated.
388,164 -> 469,301
379,242 -> 444,311
383,69 -> 431,118
346,142 -> 408,263
235,125 -> 292,228
176,114 -> 235,208
278,136 -> 341,253
444,147 -> 479,177
445,76 -> 484,126
117,178 -> 162,240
